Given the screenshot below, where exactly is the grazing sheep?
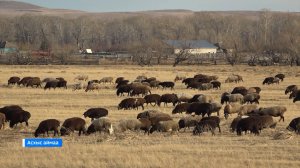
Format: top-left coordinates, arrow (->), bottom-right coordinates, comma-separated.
182,78 -> 196,86
18,77 -> 33,86
115,77 -> 125,84
172,103 -> 190,114
243,93 -> 260,104
149,80 -> 160,88
193,120 -> 218,136
230,116 -> 244,132
85,83 -> 101,92
233,74 -> 243,82
221,92 -> 244,104
118,98 -> 136,110
225,75 -> 239,83
224,103 -> 242,119
34,119 -> 60,137
256,115 -> 277,131
142,77 -> 156,83
263,77 -> 275,85
74,75 -> 88,81
117,119 -> 151,134
0,113 -> 5,129
130,85 -> 151,97
186,103 -> 213,117
210,80 -> 221,89
186,81 -> 202,89
198,83 -> 213,90
237,104 -> 258,116
137,110 -> 172,126
200,116 -> 221,133
99,77 -> 113,84
9,110 -> 31,128
293,90 -> 300,103
231,86 -> 248,96
44,81 -> 58,90
57,80 -> 67,89
42,78 -> 57,83
188,94 -> 213,103
159,81 -> 175,90
0,105 -> 23,122
236,117 -> 260,136
250,87 -> 262,94
209,101 -> 222,116
83,108 -> 108,121
275,73 -> 285,81
286,117 -> 300,134
86,117 -> 114,135
116,80 -> 130,89
144,94 -> 161,106
150,120 -> 179,133
135,98 -> 146,110
255,106 -> 287,122
116,84 -> 133,96
177,93 -> 192,103
159,93 -> 178,106
26,77 -> 42,88
285,85 -> 297,95
174,74 -> 186,82
60,117 -> 86,136
72,82 -> 86,91
178,115 -> 202,131
8,76 -> 20,85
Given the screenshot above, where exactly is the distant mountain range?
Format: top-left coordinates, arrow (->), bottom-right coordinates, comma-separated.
0,0 -> 298,19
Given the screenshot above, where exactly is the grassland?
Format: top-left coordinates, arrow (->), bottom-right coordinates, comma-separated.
0,65 -> 300,168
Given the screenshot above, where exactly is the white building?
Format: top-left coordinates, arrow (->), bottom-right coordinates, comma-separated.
165,40 -> 217,54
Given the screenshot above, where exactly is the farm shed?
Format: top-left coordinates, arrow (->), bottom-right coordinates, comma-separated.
165,40 -> 217,55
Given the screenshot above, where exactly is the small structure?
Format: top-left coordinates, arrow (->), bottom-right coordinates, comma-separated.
165,40 -> 217,54
81,49 -> 93,54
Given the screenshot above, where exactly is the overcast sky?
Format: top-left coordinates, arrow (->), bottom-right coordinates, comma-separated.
17,0 -> 300,12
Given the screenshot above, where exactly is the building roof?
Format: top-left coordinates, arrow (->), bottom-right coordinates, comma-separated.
165,40 -> 217,49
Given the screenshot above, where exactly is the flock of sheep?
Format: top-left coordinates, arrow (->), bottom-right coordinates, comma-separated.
1,72 -> 300,138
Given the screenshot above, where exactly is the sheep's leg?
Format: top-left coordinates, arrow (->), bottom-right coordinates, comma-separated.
218,125 -> 221,133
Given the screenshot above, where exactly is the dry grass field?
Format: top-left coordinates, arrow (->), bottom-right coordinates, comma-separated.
0,65 -> 300,168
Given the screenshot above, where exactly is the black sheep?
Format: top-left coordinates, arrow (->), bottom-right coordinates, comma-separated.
186,102 -> 213,117
44,81 -> 58,90
34,119 -> 60,137
287,117 -> 300,134
158,81 -> 175,90
9,110 -> 31,128
8,76 -> 20,85
83,108 -> 108,121
144,94 -> 161,106
159,93 -> 178,106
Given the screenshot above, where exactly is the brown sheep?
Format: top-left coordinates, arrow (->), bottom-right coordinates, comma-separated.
178,115 -> 202,131
224,103 -> 242,119
287,117 -> 300,134
159,81 -> 175,90
159,93 -> 178,106
293,90 -> 300,103
137,110 -> 172,126
255,106 -> 287,122
237,104 -> 258,116
8,76 -> 20,85
172,103 -> 190,114
150,120 -> 179,133
243,93 -> 260,104
193,120 -> 218,136
149,80 -> 160,88
144,94 -> 161,106
225,75 -> 239,83
26,77 -> 42,88
231,86 -> 248,96
99,77 -> 113,84
60,117 -> 86,136
118,98 -> 136,110
115,77 -> 125,84
236,117 -> 260,135
85,83 -> 101,92
18,77 -> 33,86
135,98 -> 146,110
34,119 -> 60,137
130,85 -> 151,97
0,113 -> 5,129
7,109 -> 31,128
221,92 -> 244,104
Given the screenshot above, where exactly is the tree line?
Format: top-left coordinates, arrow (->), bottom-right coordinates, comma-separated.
0,10 -> 299,66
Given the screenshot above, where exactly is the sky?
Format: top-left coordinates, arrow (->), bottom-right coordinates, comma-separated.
15,0 -> 300,12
